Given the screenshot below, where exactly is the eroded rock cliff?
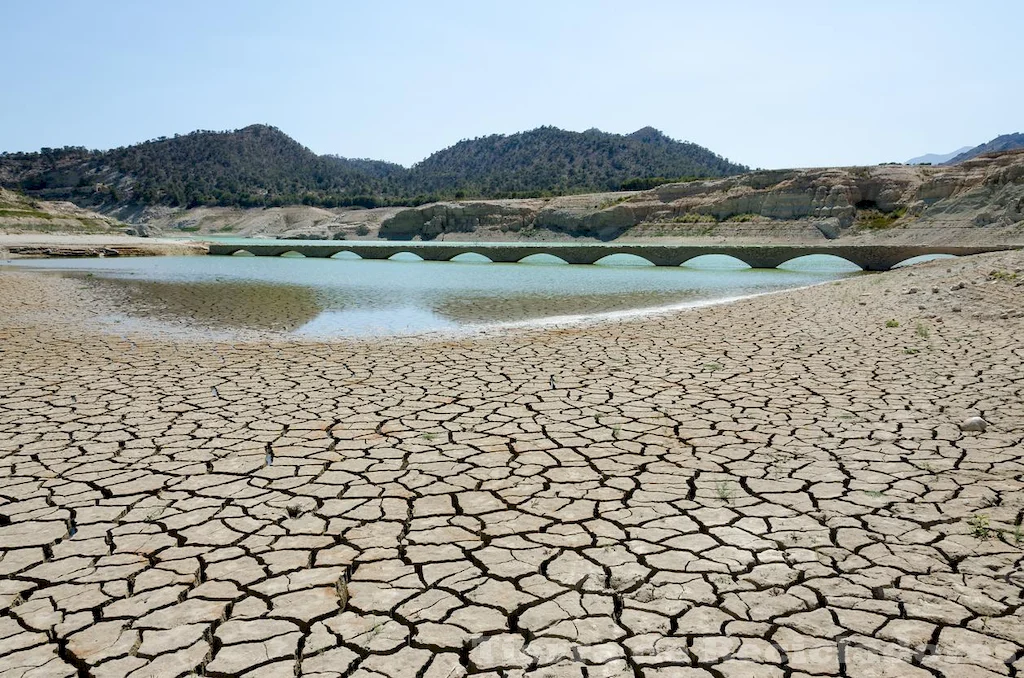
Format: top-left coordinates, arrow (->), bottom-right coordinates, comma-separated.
375,150 -> 1024,244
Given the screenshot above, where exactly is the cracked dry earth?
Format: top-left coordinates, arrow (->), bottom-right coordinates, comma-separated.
1,252 -> 1023,678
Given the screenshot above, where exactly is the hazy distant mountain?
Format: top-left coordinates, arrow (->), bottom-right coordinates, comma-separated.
0,124 -> 747,209
906,146 -> 973,165
943,133 -> 1024,165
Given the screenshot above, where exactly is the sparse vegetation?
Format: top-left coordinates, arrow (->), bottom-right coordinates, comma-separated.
597,195 -> 632,210
857,207 -> 907,230
672,213 -> 718,224
885,319 -> 900,328
968,513 -> 991,540
0,208 -> 56,220
915,322 -> 930,338
715,481 -> 734,504
725,213 -> 759,223
619,175 -> 704,191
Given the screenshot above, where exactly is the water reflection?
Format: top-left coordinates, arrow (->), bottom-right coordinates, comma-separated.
86,278 -> 323,332
8,254 -> 859,338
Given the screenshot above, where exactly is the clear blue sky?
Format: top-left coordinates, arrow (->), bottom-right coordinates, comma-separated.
3,1 -> 1020,169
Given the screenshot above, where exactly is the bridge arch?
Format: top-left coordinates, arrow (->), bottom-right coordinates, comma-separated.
518,253 -> 569,265
230,249 -> 256,257
279,251 -> 307,258
594,253 -> 656,267
777,254 -> 862,272
892,253 -> 958,268
681,254 -> 751,269
329,251 -> 363,260
448,252 -> 493,263
388,251 -> 425,262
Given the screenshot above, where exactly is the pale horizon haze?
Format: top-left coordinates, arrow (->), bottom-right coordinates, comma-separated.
2,0 -> 1021,169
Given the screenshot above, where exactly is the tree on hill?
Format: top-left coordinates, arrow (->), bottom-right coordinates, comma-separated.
0,124 -> 747,208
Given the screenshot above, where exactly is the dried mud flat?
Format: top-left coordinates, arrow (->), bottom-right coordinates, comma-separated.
1,251 -> 1023,678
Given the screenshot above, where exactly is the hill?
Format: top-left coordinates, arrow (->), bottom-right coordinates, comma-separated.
906,146 -> 972,165
405,126 -> 746,196
944,133 -> 1024,164
0,125 -> 746,210
114,149 -> 1024,244
374,149 -> 1024,242
0,125 -> 400,210
0,186 -> 125,234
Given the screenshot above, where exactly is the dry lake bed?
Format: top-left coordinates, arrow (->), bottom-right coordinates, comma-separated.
0,250 -> 1022,677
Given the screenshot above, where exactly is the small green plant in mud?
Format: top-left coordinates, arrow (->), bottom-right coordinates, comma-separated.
915,322 -> 930,338
612,425 -> 622,439
703,362 -> 723,372
968,514 -> 991,540
715,481 -> 733,504
904,347 -> 921,355
862,490 -> 884,498
885,319 -> 900,328
989,270 -> 1017,281
422,432 -> 438,441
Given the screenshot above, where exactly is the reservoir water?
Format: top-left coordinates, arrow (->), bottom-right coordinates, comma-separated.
4,245 -> 861,338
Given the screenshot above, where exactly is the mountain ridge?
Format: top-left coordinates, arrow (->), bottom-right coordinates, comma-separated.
0,124 -> 747,210
906,146 -> 972,165
944,133 -> 1024,165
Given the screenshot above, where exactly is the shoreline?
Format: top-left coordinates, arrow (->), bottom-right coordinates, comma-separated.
0,233 -> 208,258
1,264 -> 853,345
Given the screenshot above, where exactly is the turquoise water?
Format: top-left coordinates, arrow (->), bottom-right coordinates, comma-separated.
5,251 -> 860,338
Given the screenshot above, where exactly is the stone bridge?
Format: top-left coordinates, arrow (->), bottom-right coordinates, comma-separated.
206,242 -> 1015,271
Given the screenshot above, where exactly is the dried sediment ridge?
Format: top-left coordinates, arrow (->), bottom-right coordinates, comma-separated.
0,251 -> 1023,676
0,233 -> 207,259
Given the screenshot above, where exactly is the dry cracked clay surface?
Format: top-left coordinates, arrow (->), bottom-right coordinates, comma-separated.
0,251 -> 1022,677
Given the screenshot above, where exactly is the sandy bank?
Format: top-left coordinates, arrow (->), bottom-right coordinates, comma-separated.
0,233 -> 207,258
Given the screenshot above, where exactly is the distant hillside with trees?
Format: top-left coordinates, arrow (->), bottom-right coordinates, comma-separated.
406,126 -> 745,197
944,133 -> 1024,165
0,124 -> 747,209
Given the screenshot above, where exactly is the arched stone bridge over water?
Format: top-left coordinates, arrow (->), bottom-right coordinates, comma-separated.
207,242 -> 1015,271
